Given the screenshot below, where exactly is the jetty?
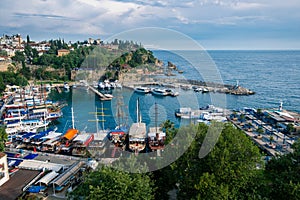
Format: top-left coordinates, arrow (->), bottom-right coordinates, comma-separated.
121,77 -> 255,95
87,85 -> 113,101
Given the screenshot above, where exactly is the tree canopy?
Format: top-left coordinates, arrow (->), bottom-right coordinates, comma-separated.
0,127 -> 8,152
69,165 -> 155,200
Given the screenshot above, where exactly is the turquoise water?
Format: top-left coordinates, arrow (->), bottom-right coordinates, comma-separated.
49,50 -> 300,133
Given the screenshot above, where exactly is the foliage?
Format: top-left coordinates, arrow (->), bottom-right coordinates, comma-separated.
286,123 -> 295,133
0,71 -> 28,93
173,123 -> 262,199
69,165 -> 155,200
11,51 -> 25,63
264,139 -> 300,200
0,50 -> 7,56
256,127 -> 264,134
67,121 -> 300,200
0,127 -> 8,152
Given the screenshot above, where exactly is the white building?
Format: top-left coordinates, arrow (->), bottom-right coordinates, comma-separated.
0,153 -> 10,186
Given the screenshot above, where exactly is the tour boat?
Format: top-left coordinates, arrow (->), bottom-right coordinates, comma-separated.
128,98 -> 146,153
148,103 -> 166,151
165,89 -> 179,97
134,87 -> 151,94
151,88 -> 168,96
148,127 -> 166,151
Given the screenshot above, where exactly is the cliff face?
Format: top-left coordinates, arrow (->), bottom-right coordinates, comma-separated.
103,48 -> 162,80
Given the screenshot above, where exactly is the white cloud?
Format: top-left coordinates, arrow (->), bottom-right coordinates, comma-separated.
0,0 -> 299,49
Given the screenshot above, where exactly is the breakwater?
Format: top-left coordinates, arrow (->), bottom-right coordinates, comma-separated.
122,77 -> 255,95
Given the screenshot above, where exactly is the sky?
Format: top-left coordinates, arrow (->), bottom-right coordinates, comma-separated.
0,0 -> 300,50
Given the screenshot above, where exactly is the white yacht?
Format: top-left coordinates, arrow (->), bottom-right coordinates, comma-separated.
134,87 -> 151,94
151,88 -> 168,96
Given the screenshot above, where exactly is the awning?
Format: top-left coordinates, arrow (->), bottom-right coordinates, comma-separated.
51,162 -> 83,187
18,160 -> 64,172
73,134 -> 94,146
36,171 -> 59,185
63,129 -> 78,140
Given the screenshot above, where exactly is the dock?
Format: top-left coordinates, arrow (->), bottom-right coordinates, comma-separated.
87,85 -> 113,101
121,78 -> 255,96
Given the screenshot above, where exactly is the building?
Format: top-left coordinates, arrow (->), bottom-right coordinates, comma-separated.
0,34 -> 22,47
57,49 -> 70,57
0,153 -> 9,186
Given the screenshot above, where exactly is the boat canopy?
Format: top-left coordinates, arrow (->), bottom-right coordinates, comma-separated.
63,129 -> 78,140
73,134 -> 94,146
42,132 -> 62,140
31,108 -> 48,114
129,123 -> 146,138
148,127 -> 166,138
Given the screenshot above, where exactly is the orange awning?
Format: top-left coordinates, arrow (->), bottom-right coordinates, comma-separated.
63,129 -> 78,140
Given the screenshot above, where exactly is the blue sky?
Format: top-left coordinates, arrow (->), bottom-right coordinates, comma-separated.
0,0 -> 299,49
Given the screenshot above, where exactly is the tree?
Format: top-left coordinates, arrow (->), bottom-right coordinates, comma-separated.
0,50 -> 7,57
175,123 -> 262,199
0,127 -> 8,152
287,123 -> 295,134
69,166 -> 155,200
265,139 -> 300,200
256,127 -> 264,134
26,35 -> 30,44
12,51 -> 25,63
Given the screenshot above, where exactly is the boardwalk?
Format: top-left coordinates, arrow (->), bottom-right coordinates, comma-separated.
87,85 -> 113,101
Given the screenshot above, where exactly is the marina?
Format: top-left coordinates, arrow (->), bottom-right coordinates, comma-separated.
0,50 -> 300,199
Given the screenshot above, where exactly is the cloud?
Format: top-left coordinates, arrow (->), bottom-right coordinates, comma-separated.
0,0 -> 299,49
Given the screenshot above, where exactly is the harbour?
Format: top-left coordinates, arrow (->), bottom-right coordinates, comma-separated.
0,50 -> 300,199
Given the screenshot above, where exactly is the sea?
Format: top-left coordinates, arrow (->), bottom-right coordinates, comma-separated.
49,50 -> 300,133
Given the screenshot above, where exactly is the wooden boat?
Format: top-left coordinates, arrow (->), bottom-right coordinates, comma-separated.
148,127 -> 166,151
148,103 -> 166,151
128,98 -> 146,153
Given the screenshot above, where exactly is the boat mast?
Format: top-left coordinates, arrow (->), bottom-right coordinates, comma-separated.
155,102 -> 158,133
101,103 -> 105,131
71,107 -> 75,129
136,98 -> 139,123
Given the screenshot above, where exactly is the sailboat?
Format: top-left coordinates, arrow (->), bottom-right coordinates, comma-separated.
56,107 -> 78,154
128,98 -> 146,153
148,103 -> 166,151
87,103 -> 110,157
107,95 -> 128,148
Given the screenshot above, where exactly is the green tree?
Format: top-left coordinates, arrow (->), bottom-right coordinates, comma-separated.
69,166 -> 155,200
0,127 -> 8,152
287,123 -> 295,133
26,35 -> 30,44
12,51 -> 25,63
175,123 -> 262,199
265,139 -> 300,200
0,50 -> 7,57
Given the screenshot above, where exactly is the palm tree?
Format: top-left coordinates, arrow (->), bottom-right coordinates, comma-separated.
269,136 -> 274,145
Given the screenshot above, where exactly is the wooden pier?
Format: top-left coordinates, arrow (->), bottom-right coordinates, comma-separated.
87,85 -> 113,101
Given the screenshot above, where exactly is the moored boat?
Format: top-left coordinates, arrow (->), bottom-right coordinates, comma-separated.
151,88 -> 168,96
134,87 -> 151,94
128,98 -> 146,153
